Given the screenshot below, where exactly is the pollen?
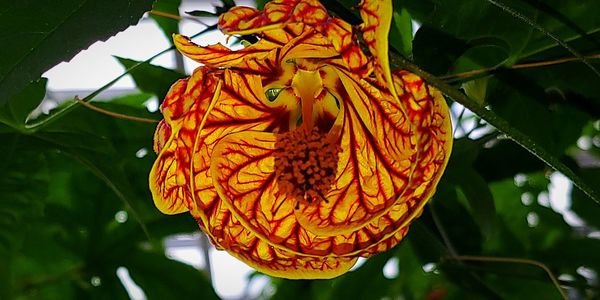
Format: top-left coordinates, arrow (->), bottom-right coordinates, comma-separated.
274,128 -> 341,207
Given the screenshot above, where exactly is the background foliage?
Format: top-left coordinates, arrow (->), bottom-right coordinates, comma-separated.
1,0 -> 600,299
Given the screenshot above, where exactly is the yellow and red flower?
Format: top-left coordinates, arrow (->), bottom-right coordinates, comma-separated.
150,0 -> 452,279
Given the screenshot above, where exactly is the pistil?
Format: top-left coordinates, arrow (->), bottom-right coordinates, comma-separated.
291,69 -> 323,131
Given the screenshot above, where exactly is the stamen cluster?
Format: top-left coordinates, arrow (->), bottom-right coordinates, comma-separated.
275,128 -> 341,206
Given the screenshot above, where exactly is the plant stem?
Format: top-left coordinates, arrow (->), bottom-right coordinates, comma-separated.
393,55 -> 600,206
445,255 -> 568,300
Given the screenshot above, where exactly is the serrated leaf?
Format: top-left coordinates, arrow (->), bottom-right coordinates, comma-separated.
0,0 -> 154,107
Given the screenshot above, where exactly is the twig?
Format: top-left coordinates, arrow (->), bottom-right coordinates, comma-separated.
485,0 -> 600,79
441,53 -> 600,81
75,97 -> 159,123
445,255 -> 568,300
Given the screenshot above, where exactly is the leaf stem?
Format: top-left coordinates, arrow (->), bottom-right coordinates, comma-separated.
149,10 -> 182,21
441,53 -> 600,81
75,97 -> 159,123
485,0 -> 600,80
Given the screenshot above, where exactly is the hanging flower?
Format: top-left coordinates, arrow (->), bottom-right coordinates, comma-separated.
150,0 -> 452,279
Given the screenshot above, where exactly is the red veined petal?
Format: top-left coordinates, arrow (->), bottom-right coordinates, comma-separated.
219,1 -> 372,77
206,75 -> 451,257
358,0 -> 399,101
205,131 -> 433,258
218,0 -> 329,36
208,132 -> 301,250
208,130 -> 347,256
174,31 -> 339,76
150,67 -> 222,215
344,70 -> 454,256
189,69 -> 294,223
173,34 -> 278,69
197,203 -> 357,279
294,68 -> 418,235
359,225 -> 410,257
153,119 -> 171,154
322,18 -> 373,78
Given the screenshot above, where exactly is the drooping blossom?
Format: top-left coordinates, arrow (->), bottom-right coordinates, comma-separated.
150,0 -> 452,279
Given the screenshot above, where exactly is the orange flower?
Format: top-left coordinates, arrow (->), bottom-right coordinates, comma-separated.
150,0 -> 452,279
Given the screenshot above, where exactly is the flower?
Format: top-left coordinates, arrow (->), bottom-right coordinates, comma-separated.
150,0 -> 452,279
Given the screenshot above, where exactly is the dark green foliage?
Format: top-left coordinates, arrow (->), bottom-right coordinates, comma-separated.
1,0 -> 600,299
0,0 -> 154,107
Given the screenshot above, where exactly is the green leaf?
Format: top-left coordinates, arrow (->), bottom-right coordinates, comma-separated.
445,139 -> 497,238
406,0 -> 535,65
487,73 -> 592,155
0,0 -> 154,107
329,252 -> 395,300
412,26 -> 469,75
456,170 -> 497,238
151,0 -> 182,41
0,78 -> 47,130
254,0 -> 269,10
432,182 -> 485,254
571,168 -> 600,229
115,57 -> 185,100
125,251 -> 219,300
475,140 -> 545,182
462,77 -> 489,105
389,4 -> 413,57
406,0 -> 600,71
186,10 -> 218,17
270,280 -> 320,300
484,0 -> 600,78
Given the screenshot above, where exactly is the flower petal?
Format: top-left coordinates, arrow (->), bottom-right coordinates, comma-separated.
350,70 -> 454,256
208,131 -> 347,256
207,71 -> 452,256
150,67 -> 222,215
219,0 -> 329,36
198,203 -> 357,279
294,69 -> 418,235
208,132 -> 299,248
206,130 -> 433,258
358,0 -> 398,100
218,0 -> 372,77
189,69 -> 294,223
173,34 -> 276,69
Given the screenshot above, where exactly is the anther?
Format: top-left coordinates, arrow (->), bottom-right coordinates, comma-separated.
274,128 -> 341,207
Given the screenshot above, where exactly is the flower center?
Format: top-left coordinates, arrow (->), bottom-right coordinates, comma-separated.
274,128 -> 340,207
